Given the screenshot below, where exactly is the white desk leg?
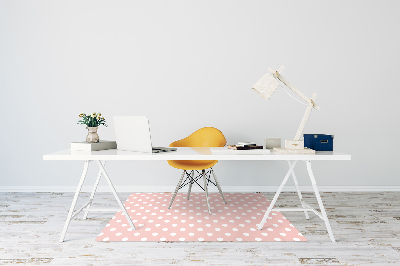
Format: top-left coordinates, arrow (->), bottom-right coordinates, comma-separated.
83,160 -> 106,219
306,160 -> 335,242
257,160 -> 297,230
288,160 -> 310,220
97,160 -> 136,230
59,160 -> 90,242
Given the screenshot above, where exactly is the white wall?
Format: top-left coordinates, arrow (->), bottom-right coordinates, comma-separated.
1,0 -> 399,190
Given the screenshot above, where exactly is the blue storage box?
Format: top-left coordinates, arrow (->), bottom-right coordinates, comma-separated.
304,134 -> 334,151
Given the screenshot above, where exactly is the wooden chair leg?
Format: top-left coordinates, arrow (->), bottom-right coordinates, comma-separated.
187,171 -> 194,200
169,170 -> 186,209
203,169 -> 212,214
211,168 -> 227,204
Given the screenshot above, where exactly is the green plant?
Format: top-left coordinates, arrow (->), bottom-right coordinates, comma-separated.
77,112 -> 107,127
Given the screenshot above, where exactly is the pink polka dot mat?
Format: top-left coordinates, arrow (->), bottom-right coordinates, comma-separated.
96,192 -> 307,242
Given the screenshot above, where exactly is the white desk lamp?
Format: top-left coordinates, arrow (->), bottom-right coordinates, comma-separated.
252,66 -> 319,154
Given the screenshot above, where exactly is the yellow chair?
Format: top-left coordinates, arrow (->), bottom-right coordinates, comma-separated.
168,127 -> 227,214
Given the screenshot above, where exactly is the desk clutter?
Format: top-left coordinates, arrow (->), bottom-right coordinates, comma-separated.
212,142 -> 270,154
227,142 -> 263,150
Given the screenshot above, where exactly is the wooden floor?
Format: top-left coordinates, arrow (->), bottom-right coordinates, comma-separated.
0,191 -> 399,265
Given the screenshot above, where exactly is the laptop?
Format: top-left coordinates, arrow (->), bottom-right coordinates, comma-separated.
113,116 -> 177,153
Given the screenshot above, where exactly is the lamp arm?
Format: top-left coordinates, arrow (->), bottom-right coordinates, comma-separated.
273,72 -> 320,111
294,93 -> 317,140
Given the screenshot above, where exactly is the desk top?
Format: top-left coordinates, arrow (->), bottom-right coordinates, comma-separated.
43,147 -> 351,161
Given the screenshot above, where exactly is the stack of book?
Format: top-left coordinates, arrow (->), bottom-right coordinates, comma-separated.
211,142 -> 270,155
70,140 -> 117,151
227,142 -> 263,150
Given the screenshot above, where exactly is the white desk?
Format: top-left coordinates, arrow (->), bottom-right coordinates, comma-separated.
43,148 -> 351,242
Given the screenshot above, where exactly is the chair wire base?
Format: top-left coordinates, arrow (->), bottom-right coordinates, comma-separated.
168,167 -> 226,214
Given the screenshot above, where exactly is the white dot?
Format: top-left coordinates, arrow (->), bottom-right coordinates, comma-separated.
170,233 -> 176,236
122,237 -> 128,241
293,238 -> 301,241
274,238 -> 281,241
103,237 -> 109,241
255,238 -> 262,241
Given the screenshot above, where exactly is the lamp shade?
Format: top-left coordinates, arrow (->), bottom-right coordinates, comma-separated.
251,73 -> 280,101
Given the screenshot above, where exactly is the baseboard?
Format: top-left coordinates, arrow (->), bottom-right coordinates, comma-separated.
1,186 -> 400,193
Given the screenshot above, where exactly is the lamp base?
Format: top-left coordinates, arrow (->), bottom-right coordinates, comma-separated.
273,147 -> 315,154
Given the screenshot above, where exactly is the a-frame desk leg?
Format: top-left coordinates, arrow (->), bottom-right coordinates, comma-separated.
59,160 -> 136,243
257,160 -> 336,242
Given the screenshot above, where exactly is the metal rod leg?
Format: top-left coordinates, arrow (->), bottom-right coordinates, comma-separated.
288,160 -> 309,220
258,160 -> 297,230
97,160 -> 136,231
169,171 -> 186,209
59,161 -> 90,242
211,168 -> 227,204
306,160 -> 335,242
83,161 -> 106,219
203,170 -> 212,214
187,171 -> 193,200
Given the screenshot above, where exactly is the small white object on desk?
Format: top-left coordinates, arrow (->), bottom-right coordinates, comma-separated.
265,138 -> 281,149
211,147 -> 270,155
71,140 -> 117,151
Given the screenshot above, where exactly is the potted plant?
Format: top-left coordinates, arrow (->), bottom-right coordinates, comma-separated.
77,112 -> 107,143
